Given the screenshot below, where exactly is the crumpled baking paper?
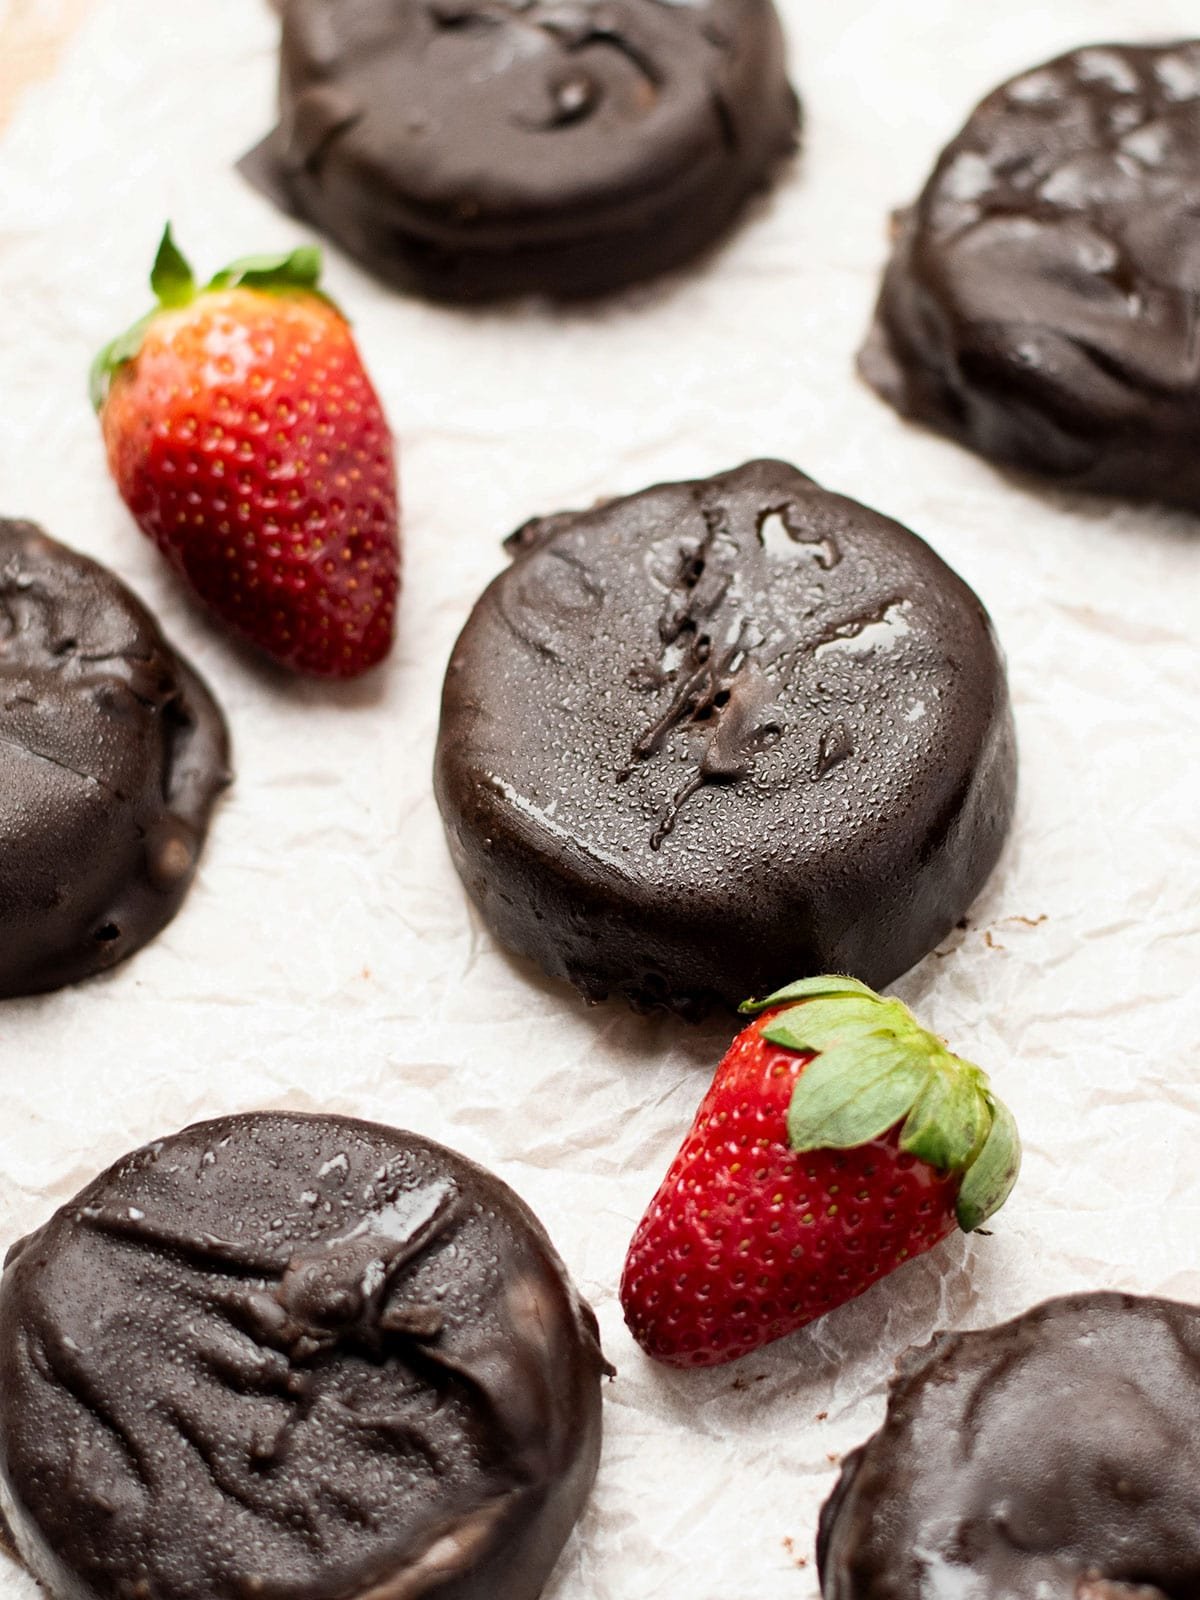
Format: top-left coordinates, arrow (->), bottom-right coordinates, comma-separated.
0,0 -> 1198,1594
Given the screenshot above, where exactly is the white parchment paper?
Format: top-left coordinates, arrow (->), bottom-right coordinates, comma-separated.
1,1 -> 1199,1593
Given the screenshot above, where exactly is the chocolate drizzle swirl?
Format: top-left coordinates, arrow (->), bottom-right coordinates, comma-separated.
76,1179 -> 461,1364
619,505 -> 782,847
428,0 -> 666,127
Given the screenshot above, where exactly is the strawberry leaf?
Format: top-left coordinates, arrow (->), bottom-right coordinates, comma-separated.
89,313 -> 154,412
91,225 -> 197,410
955,1097 -> 1021,1232
899,1057 -> 992,1172
786,1044 -> 931,1152
208,245 -> 324,295
150,224 -> 196,308
760,993 -> 913,1054
740,974 -> 877,1014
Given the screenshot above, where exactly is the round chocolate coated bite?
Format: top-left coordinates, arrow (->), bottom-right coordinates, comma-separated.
818,1292 -> 1200,1599
0,1112 -> 609,1600
862,41 -> 1200,510
434,459 -> 1016,1019
0,519 -> 228,998
242,0 -> 799,301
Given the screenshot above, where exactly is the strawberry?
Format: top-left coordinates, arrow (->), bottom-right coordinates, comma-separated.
91,227 -> 399,678
621,976 -> 1020,1368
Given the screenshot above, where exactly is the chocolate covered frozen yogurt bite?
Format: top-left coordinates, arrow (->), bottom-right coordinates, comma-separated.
435,459 -> 1016,1018
0,1112 -> 609,1600
244,0 -> 800,300
819,1292 -> 1200,1599
862,41 -> 1200,511
0,519 -> 228,998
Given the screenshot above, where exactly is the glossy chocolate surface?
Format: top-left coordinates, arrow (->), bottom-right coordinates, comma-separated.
434,459 -> 1016,1018
818,1293 -> 1200,1600
862,42 -> 1200,509
0,520 -> 229,998
0,1112 -> 608,1600
243,0 -> 799,300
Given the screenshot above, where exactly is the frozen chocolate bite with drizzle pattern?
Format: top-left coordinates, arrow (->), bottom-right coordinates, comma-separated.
0,519 -> 228,998
434,459 -> 1016,1019
242,0 -> 799,301
862,41 -> 1200,511
818,1293 -> 1200,1600
0,1112 -> 609,1600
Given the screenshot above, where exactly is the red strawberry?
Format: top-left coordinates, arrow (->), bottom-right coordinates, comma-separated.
91,227 -> 399,678
621,976 -> 1020,1368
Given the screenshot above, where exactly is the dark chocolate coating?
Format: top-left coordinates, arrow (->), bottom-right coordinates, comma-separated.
0,520 -> 229,998
862,42 -> 1200,510
434,460 -> 1016,1018
818,1292 -> 1200,1600
0,1112 -> 608,1600
242,0 -> 799,301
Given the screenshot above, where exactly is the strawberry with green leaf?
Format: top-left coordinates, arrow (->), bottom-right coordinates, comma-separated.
92,227 -> 400,678
620,976 -> 1020,1368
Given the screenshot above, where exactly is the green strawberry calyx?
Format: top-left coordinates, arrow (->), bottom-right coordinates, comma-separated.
89,224 -> 330,412
739,975 -> 1021,1233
